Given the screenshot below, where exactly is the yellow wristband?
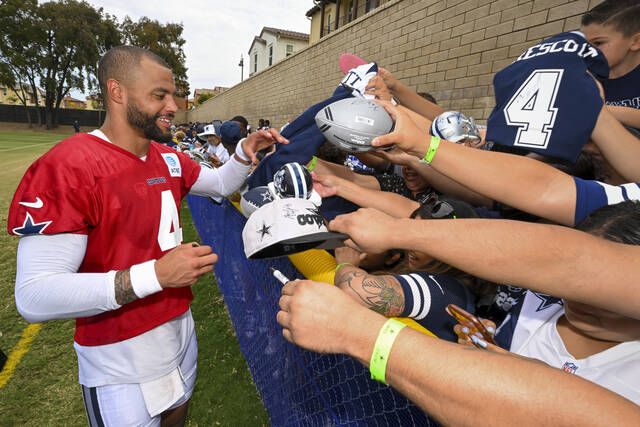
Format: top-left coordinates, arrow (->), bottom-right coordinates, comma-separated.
421,135 -> 441,164
335,262 -> 353,273
370,318 -> 407,384
307,156 -> 318,172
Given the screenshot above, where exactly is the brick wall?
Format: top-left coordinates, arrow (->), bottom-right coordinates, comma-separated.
182,0 -> 603,127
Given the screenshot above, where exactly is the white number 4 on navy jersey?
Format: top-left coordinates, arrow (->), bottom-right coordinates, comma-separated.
504,69 -> 563,149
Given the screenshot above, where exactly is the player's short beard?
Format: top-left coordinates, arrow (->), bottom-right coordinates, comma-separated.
127,100 -> 172,143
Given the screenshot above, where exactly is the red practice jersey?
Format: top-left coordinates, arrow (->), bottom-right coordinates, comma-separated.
7,133 -> 201,345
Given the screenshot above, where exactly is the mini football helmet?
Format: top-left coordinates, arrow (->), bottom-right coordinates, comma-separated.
430,111 -> 481,144
268,162 -> 322,206
271,162 -> 313,199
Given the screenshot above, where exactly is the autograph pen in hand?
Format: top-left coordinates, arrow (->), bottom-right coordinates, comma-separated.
270,267 -> 291,285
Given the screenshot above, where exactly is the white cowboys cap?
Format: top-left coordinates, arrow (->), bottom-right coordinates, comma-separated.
198,124 -> 217,138
242,198 -> 346,259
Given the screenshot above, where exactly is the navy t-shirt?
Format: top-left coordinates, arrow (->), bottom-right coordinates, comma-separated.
602,64 -> 640,109
487,32 -> 609,162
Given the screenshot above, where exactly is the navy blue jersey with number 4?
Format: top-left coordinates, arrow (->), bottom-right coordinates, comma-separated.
487,32 -> 609,162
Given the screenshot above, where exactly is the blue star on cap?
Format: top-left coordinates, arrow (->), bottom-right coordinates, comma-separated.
12,212 -> 52,236
258,222 -> 272,241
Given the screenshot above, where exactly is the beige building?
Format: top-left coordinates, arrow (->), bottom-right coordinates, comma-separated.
306,0 -> 391,43
61,96 -> 87,110
0,84 -> 45,106
180,0 -> 604,129
193,87 -> 228,106
248,27 -> 309,77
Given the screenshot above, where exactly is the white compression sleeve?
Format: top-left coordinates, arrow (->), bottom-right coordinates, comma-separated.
189,155 -> 250,197
15,234 -> 121,323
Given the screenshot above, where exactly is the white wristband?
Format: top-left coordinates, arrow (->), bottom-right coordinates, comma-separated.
129,260 -> 163,298
235,138 -> 251,162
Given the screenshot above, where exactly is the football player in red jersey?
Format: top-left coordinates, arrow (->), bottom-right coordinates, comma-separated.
7,46 -> 286,426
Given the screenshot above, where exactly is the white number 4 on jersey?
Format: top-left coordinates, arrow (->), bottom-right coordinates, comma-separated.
158,190 -> 183,251
504,69 -> 563,149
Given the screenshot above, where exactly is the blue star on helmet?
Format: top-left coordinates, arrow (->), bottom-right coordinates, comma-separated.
532,292 -> 563,312
12,212 -> 52,236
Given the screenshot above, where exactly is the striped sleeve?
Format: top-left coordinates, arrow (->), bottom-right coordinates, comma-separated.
395,272 -> 476,342
573,178 -> 640,225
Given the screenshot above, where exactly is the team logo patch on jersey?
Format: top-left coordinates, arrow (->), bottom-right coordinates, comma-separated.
161,153 -> 182,177
12,212 -> 52,235
533,292 -> 563,312
562,362 -> 578,374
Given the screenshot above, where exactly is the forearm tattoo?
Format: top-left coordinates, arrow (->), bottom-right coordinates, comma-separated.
337,270 -> 404,316
114,269 -> 138,305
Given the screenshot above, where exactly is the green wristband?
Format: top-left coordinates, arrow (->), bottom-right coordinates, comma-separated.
335,262 -> 353,273
307,155 -> 318,172
421,135 -> 441,164
370,318 -> 407,384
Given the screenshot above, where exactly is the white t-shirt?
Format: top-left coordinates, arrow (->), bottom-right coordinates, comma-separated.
508,292 -> 640,404
207,142 -> 230,164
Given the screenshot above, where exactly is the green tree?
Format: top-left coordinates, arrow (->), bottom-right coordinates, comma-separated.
197,93 -> 214,105
1,1 -> 188,128
121,16 -> 190,98
0,0 -> 44,127
36,0 -> 120,128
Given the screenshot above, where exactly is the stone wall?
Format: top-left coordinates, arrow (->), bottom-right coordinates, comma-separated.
183,0 -> 603,127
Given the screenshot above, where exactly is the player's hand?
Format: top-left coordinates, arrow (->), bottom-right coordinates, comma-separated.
311,172 -> 341,198
371,101 -> 428,158
155,243 -> 218,288
329,208 -> 400,254
277,279 -> 384,355
242,128 -> 289,164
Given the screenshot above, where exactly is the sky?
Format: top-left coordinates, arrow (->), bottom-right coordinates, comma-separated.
73,0 -> 313,98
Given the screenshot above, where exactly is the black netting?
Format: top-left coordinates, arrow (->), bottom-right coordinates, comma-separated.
188,195 -> 437,426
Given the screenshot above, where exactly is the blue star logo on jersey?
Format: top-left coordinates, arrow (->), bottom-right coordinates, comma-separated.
12,212 -> 52,236
532,292 -> 563,312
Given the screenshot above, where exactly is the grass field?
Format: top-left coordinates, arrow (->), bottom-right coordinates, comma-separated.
0,129 -> 268,425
